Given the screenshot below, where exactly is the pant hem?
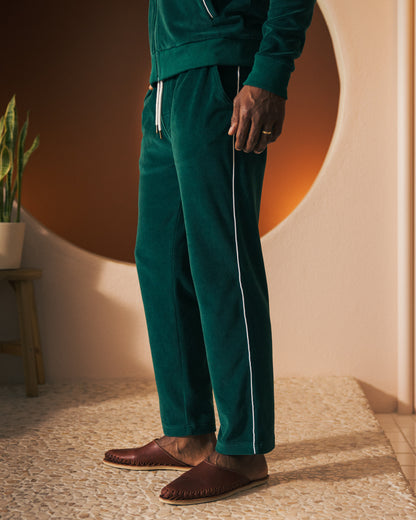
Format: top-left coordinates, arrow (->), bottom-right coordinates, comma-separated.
215,439 -> 275,455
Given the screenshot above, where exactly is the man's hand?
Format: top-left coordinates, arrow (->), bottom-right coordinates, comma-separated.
228,85 -> 286,154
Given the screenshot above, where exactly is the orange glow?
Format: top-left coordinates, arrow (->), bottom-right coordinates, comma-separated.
259,148 -> 335,236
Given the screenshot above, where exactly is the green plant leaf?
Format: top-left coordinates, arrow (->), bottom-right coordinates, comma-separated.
0,144 -> 11,181
10,178 -> 17,204
0,115 -> 5,143
16,115 -> 28,183
22,134 -> 40,171
12,100 -> 18,155
16,114 -> 29,223
1,95 -> 39,223
4,95 -> 16,154
3,96 -> 16,218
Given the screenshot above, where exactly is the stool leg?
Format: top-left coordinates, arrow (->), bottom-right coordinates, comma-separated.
29,282 -> 45,384
14,280 -> 38,397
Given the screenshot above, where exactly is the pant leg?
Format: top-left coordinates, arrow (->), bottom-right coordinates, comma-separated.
170,65 -> 275,455
135,79 -> 216,436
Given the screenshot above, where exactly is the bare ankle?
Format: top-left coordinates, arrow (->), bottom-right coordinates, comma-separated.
207,451 -> 268,480
159,432 -> 216,444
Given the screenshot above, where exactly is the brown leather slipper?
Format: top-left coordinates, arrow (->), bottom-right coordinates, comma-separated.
103,439 -> 194,471
159,458 -> 269,505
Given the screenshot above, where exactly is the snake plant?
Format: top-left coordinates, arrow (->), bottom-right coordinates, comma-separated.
0,94 -> 39,222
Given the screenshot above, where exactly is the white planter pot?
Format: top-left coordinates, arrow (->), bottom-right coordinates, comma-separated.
0,222 -> 26,269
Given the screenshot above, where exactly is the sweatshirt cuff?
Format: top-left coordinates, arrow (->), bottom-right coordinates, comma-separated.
242,54 -> 294,100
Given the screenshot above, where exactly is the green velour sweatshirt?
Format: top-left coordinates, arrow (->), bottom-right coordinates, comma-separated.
148,0 -> 316,99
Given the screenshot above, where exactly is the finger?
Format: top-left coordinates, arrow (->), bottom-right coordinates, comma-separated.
228,101 -> 239,136
243,119 -> 263,153
235,109 -> 251,151
253,132 -> 269,154
254,123 -> 281,154
228,121 -> 238,136
268,121 -> 283,143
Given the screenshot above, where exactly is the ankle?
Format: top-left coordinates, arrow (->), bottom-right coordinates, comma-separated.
207,450 -> 268,480
156,433 -> 216,466
211,451 -> 265,461
163,432 -> 215,441
188,432 -> 217,442
209,451 -> 267,471
176,432 -> 216,448
157,432 -> 216,449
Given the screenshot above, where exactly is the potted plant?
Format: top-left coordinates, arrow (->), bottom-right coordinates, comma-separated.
0,95 -> 39,269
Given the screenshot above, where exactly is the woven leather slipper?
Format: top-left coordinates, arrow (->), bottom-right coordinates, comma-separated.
159,458 -> 269,505
103,439 -> 194,471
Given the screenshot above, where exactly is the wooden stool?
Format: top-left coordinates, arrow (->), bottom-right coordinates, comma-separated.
0,268 -> 45,397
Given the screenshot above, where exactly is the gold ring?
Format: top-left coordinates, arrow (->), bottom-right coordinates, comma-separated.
261,130 -> 272,135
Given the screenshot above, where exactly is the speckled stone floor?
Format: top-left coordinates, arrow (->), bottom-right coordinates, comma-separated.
1,376 -> 416,519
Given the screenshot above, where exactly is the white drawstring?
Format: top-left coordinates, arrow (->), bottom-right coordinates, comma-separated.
155,80 -> 164,138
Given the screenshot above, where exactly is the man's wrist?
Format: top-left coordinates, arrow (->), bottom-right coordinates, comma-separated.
243,54 -> 293,100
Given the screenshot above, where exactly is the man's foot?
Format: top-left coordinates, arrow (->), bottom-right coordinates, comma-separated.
155,433 -> 217,466
159,450 -> 269,505
103,432 -> 217,471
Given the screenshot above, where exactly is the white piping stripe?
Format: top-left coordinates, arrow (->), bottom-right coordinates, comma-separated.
155,81 -> 159,130
231,65 -> 256,454
202,0 -> 214,18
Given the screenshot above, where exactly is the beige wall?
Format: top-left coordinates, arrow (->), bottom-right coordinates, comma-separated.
0,0 -> 400,413
261,0 -> 398,411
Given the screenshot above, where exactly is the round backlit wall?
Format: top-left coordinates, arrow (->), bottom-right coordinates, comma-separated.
0,1 -> 339,262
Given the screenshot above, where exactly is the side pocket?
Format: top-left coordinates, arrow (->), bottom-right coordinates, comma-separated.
143,86 -> 154,104
141,87 -> 155,135
213,65 -> 239,105
201,0 -> 217,19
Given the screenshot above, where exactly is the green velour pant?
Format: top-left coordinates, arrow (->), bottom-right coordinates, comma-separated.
135,64 -> 275,455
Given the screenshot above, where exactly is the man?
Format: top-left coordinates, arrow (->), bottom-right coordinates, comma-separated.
104,0 -> 316,505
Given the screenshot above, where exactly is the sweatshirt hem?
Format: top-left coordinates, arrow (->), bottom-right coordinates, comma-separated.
150,37 -> 261,84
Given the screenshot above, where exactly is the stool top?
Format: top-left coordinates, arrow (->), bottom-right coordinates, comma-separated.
0,268 -> 42,281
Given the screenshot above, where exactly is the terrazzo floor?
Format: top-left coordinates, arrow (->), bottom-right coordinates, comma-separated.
1,376 -> 416,519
